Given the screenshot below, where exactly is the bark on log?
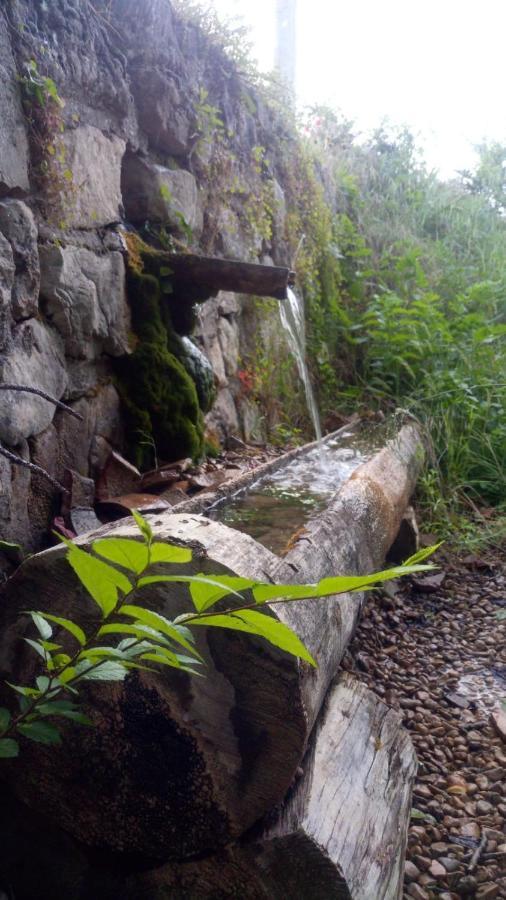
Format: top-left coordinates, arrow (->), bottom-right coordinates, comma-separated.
0,676 -> 417,900
169,253 -> 295,300
241,672 -> 417,900
0,425 -> 423,861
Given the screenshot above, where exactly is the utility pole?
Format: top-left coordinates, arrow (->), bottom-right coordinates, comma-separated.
275,0 -> 297,92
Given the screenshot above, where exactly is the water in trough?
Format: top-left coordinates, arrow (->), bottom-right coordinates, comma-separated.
209,427 -> 387,556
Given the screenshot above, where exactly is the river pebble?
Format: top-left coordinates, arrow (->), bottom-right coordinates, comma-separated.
345,550 -> 506,898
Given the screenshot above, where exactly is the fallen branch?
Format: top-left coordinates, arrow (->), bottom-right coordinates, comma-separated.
0,444 -> 67,493
0,385 -> 83,421
0,384 -> 83,492
468,832 -> 487,873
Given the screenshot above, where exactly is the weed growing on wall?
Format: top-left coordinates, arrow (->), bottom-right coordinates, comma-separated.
18,59 -> 74,223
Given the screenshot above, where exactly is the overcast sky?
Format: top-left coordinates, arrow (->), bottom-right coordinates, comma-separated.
211,0 -> 506,177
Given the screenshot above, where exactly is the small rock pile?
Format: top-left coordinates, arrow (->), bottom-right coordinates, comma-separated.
345,551 -> 506,899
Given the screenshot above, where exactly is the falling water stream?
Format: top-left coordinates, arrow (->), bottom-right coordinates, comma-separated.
210,288 -> 391,555
279,288 -> 322,443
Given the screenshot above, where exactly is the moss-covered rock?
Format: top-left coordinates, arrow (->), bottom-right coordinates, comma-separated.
116,234 -> 207,468
179,336 -> 216,413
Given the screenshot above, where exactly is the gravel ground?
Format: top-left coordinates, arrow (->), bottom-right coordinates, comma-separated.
345,550 -> 506,899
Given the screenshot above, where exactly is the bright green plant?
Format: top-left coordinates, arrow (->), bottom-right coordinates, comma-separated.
0,511 -> 437,758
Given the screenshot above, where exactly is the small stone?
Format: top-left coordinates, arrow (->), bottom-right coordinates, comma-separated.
446,692 -> 470,709
405,860 -> 421,882
456,875 -> 478,895
476,885 -> 499,899
490,709 -> 506,743
431,842 -> 449,853
476,800 -> 493,816
413,855 -> 432,872
407,885 -> 430,900
448,774 -> 468,788
429,859 -> 447,879
461,822 -> 481,838
439,857 -> 461,873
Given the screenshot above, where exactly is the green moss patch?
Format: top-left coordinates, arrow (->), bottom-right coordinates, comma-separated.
116,235 -> 209,469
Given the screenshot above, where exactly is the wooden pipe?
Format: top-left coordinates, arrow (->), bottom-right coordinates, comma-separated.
168,253 -> 295,301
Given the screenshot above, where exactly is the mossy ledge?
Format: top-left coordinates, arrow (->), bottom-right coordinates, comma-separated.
115,234 -> 213,469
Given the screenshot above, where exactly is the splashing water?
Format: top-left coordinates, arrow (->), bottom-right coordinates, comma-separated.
279,288 -> 322,442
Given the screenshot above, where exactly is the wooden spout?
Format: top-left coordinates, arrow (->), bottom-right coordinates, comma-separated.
169,254 -> 294,300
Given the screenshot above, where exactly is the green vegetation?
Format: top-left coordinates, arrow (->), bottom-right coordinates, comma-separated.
116,235 -> 210,468
0,511 -> 436,758
18,58 -> 73,222
173,0 -> 505,544
294,116 -> 506,541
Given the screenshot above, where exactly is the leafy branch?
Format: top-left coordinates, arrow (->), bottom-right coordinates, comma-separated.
0,511 -> 438,758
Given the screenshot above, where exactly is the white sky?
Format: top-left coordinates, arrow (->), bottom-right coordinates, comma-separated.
210,0 -> 506,178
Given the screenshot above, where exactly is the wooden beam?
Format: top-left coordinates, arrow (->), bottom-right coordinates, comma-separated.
168,254 -> 295,300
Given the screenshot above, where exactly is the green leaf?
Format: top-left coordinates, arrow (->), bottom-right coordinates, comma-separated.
93,538 -> 149,574
119,605 -> 203,659
150,542 -> 192,565
65,543 -> 132,617
78,646 -> 130,661
138,574 -> 246,610
0,707 -> 11,732
36,702 -> 92,726
190,609 -> 316,666
36,676 -> 51,693
24,638 -> 49,660
30,612 -> 53,639
0,738 -> 19,758
139,652 -> 201,676
131,509 -> 152,543
410,807 -> 437,825
17,721 -> 61,745
496,609 -> 506,620
75,661 -> 127,682
402,543 -> 442,566
189,574 -> 254,612
36,613 -> 86,647
7,682 -> 40,698
250,562 -> 437,604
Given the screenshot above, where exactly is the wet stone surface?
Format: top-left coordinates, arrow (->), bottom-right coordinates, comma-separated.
344,551 -> 506,899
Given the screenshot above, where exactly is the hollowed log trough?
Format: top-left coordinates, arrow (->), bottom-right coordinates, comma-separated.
0,424 -> 422,897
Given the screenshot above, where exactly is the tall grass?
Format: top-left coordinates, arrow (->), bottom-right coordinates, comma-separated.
303,117 -> 506,537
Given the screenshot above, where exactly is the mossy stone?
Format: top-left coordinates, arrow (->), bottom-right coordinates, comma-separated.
116,235 -> 208,468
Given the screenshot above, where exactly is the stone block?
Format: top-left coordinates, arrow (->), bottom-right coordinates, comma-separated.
130,66 -> 191,156
0,321 -> 67,446
122,154 -> 203,236
218,316 -> 239,377
0,232 -> 15,351
0,14 -> 30,195
61,126 -> 125,228
0,200 -> 40,320
205,387 -> 240,439
39,245 -> 130,359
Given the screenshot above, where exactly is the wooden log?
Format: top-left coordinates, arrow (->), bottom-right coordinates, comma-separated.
169,253 -> 295,300
0,677 -> 417,900
237,672 -> 417,900
0,425 -> 423,861
135,674 -> 416,899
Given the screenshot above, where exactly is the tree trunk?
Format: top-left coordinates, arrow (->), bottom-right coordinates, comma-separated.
0,425 -> 422,861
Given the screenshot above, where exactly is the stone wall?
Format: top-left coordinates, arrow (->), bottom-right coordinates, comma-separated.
0,0 -> 296,550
